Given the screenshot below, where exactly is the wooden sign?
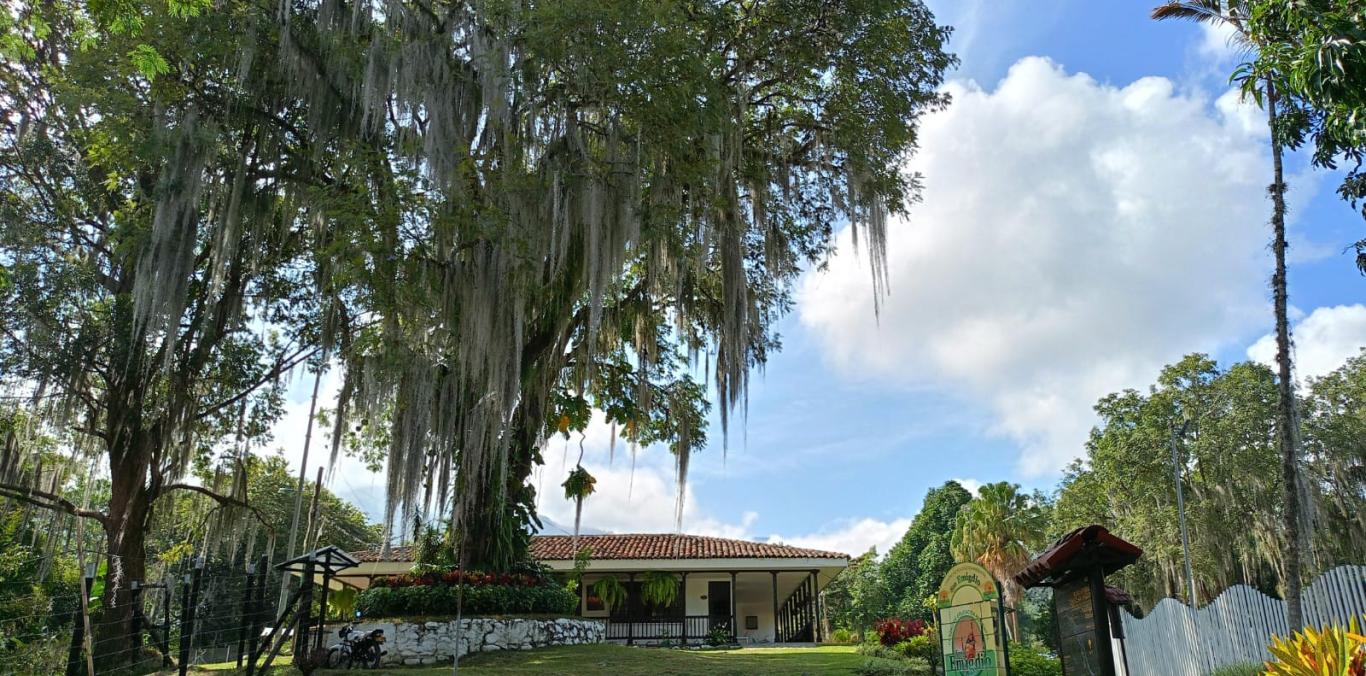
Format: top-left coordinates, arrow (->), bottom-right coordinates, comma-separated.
937,562 -> 1009,676
1055,577 -> 1102,676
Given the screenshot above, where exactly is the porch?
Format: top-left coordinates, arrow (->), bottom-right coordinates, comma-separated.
578,569 -> 829,645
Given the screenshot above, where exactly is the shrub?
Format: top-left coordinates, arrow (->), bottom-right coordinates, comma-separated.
875,617 -> 928,647
1265,617 -> 1366,676
1207,663 -> 1264,676
706,624 -> 732,647
903,634 -> 938,665
1008,641 -> 1061,676
355,582 -> 578,618
855,656 -> 932,675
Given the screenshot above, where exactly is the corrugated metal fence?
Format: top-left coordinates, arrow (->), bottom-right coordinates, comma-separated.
1120,565 -> 1366,675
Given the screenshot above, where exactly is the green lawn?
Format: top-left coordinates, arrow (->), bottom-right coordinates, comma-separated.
185,644 -> 862,675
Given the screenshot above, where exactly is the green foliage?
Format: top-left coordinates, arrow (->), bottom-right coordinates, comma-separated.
951,482 -> 1048,617
854,655 -> 932,676
355,583 -> 578,618
1206,663 -> 1265,676
1055,353 -> 1366,608
593,575 -> 628,612
829,628 -> 857,645
1244,0 -> 1366,254
705,624 -> 732,647
883,481 -> 972,619
902,634 -> 939,667
640,571 -> 680,609
1007,641 -> 1061,676
1264,617 -> 1366,676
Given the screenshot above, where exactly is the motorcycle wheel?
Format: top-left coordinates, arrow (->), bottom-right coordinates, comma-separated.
327,646 -> 351,669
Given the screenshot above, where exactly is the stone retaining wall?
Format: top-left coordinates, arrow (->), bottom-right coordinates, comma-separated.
326,617 -> 605,666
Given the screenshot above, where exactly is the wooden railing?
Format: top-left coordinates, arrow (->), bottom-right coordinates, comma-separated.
776,575 -> 817,643
604,615 -> 735,644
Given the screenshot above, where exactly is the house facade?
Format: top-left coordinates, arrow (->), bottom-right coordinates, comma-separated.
343,533 -> 848,645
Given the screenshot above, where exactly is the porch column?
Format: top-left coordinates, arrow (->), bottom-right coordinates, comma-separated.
627,573 -> 635,645
813,570 -> 823,643
680,572 -> 689,645
771,571 -> 779,643
729,571 -> 737,642
807,571 -> 817,642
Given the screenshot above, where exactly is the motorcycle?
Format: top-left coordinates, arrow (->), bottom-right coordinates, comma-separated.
326,617 -> 387,670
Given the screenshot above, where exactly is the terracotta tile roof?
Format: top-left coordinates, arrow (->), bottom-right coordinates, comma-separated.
349,534 -> 848,564
531,534 -> 849,561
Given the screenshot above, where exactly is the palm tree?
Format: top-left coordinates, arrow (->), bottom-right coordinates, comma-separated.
1152,0 -> 1307,629
951,482 -> 1045,639
562,464 -> 597,553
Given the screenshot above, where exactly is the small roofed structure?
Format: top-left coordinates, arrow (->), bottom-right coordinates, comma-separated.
1015,525 -> 1142,589
1015,525 -> 1142,676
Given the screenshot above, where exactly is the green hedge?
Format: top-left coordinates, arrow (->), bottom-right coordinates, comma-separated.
355,583 -> 578,618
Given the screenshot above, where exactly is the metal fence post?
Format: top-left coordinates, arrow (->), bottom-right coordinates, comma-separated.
64,570 -> 94,676
237,561 -> 256,668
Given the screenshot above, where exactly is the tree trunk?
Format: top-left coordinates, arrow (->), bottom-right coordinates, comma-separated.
1267,80 -> 1305,630
94,431 -> 155,672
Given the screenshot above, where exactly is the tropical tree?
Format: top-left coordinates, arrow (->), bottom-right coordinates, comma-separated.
561,465 -> 597,553
1244,0 -> 1366,268
1152,0 -> 1311,628
882,480 -> 973,619
951,482 -> 1047,638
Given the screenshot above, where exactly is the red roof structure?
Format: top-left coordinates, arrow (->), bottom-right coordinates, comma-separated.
350,534 -> 848,563
1014,525 -> 1143,589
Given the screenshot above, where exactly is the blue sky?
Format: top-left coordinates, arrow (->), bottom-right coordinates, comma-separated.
272,1 -> 1366,558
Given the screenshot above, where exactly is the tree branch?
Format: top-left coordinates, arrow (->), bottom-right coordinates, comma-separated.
160,483 -> 276,537
0,482 -> 108,525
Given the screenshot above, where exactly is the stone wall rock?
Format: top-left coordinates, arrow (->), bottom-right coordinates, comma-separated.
323,617 -> 605,666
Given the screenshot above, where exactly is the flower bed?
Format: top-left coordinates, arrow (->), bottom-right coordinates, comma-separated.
356,570 -> 578,617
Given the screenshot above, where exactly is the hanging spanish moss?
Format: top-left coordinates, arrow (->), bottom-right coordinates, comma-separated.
248,0 -> 957,563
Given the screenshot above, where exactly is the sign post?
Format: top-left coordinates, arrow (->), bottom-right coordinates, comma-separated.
937,561 -> 1010,676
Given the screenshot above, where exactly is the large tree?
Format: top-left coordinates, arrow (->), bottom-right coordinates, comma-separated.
0,0 -> 371,668
0,1 -> 957,668
882,480 -> 972,619
1152,0 -> 1312,628
292,0 -> 957,569
1054,352 -> 1366,610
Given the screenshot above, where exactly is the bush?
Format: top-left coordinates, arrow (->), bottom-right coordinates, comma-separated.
1008,641 -> 1061,676
355,582 -> 578,618
829,628 -> 857,645
1206,663 -> 1264,676
902,634 -> 938,665
855,656 -> 932,675
1265,618 -> 1366,676
874,618 -> 928,647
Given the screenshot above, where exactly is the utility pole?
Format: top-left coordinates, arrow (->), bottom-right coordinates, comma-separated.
279,367 -> 325,614
1170,420 -> 1197,605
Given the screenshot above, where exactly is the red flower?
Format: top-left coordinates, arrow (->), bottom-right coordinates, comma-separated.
874,618 -> 927,647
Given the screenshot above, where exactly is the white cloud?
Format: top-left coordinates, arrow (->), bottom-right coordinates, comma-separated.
1197,21 -> 1246,67
532,412 -> 757,538
265,369 -> 390,523
766,517 -> 914,559
800,57 -> 1281,478
1247,304 -> 1366,381
953,478 -> 983,496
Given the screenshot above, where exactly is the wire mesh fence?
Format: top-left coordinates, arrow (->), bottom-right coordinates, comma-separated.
0,549 -> 308,675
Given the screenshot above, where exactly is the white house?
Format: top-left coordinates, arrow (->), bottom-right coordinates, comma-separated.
342,533 -> 848,645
